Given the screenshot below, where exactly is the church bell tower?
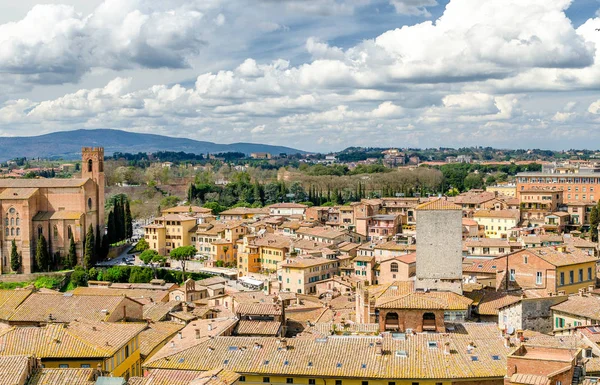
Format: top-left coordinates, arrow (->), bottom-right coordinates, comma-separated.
81,147 -> 106,229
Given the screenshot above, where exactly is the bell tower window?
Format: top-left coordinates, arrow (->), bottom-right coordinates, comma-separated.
87,159 -> 93,172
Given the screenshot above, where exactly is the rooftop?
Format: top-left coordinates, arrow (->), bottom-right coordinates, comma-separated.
144,323 -> 510,380
416,199 -> 462,211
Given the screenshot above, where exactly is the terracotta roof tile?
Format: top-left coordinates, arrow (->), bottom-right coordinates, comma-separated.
0,319 -> 145,359
139,322 -> 184,358
235,320 -> 281,336
145,323 -> 509,380
9,293 -> 138,323
0,355 -> 31,385
28,368 -> 97,385
416,199 -> 462,211
551,295 -> 600,320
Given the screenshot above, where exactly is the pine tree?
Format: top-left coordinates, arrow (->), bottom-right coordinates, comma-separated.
125,198 -> 133,239
35,235 -> 49,272
10,239 -> 21,273
67,236 -> 77,268
107,211 -> 116,245
84,224 -> 95,269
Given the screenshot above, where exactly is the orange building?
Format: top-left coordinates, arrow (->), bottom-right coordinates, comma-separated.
517,171 -> 600,203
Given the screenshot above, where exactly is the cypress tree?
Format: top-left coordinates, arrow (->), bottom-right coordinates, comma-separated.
35,235 -> 49,272
68,236 -> 77,268
84,224 -> 95,269
10,239 -> 21,273
107,211 -> 116,245
101,234 -> 109,260
95,225 -> 102,261
125,198 -> 133,239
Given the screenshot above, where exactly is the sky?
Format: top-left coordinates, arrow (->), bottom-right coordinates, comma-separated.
1,0 -> 600,152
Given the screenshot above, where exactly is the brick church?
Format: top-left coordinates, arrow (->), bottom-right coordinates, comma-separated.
0,148 -> 105,273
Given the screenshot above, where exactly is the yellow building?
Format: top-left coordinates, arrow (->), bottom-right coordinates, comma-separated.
144,323 -> 510,384
472,209 -> 520,239
0,319 -> 146,379
486,184 -> 516,197
195,220 -> 247,266
503,247 -> 597,295
256,234 -> 292,274
278,256 -> 340,294
144,214 -> 197,256
551,293 -> 600,330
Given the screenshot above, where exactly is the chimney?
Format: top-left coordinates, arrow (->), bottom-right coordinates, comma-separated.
375,340 -> 383,355
208,324 -> 213,331
170,341 -> 175,348
183,303 -> 189,313
579,288 -> 586,297
195,329 -> 201,339
589,285 -> 596,293
278,339 -> 288,350
178,331 -> 183,340
444,341 -> 451,355
466,342 -> 475,354
254,342 -> 262,349
504,336 -> 511,348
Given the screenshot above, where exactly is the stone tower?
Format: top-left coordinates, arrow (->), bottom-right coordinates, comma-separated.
81,147 -> 105,228
415,198 -> 463,295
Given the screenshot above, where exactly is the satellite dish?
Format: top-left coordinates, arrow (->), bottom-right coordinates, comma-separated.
507,325 -> 515,335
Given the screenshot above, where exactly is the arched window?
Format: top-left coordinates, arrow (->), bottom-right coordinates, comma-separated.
87,159 -> 93,172
4,228 -> 8,237
16,228 -> 20,236
4,216 -> 7,226
38,226 -> 43,238
10,218 -> 13,226
99,160 -> 104,172
68,226 -> 73,240
15,216 -> 19,226
88,198 -> 92,210
53,225 -> 59,240
390,262 -> 398,273
10,228 -> 14,236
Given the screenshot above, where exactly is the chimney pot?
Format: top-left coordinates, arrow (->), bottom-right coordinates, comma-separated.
195,329 -> 201,339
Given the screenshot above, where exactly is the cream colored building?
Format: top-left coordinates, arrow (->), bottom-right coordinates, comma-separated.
486,184 -> 516,197
473,209 -> 520,239
278,256 -> 340,294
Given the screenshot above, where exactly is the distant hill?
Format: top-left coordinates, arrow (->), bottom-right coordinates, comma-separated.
0,129 -> 308,161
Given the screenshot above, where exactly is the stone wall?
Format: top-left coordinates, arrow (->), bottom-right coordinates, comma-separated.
415,209 -> 463,294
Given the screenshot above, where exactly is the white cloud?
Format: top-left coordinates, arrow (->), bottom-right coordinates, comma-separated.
390,0 -> 438,16
0,0 -> 215,85
2,0 -> 600,151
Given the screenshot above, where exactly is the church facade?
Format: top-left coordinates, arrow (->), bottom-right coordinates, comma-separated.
0,148 -> 105,274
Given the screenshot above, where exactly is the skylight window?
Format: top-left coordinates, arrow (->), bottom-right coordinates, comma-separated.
471,356 -> 479,361
224,360 -> 229,365
492,355 -> 500,361
361,364 -> 367,369
336,363 -> 342,368
427,341 -> 437,349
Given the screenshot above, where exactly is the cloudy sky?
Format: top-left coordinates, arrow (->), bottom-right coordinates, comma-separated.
1,0 -> 600,152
